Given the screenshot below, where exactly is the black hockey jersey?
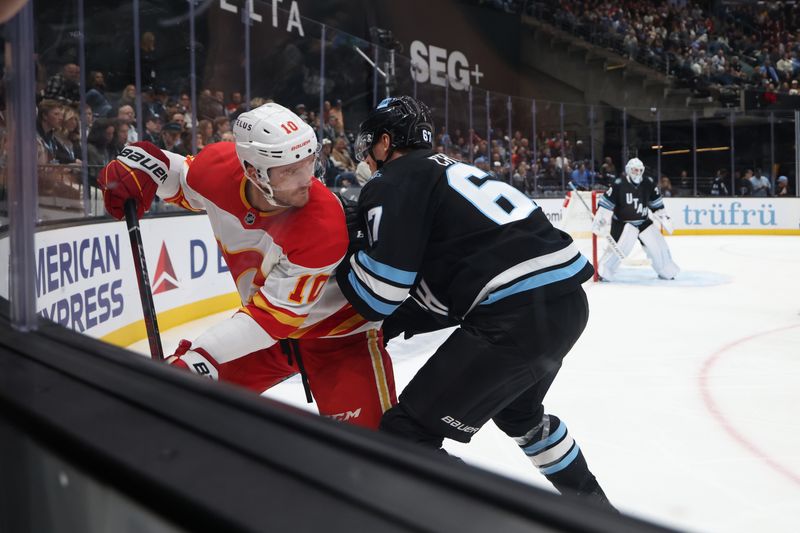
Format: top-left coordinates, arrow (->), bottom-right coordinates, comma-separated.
597,176 -> 665,226
336,150 -> 594,322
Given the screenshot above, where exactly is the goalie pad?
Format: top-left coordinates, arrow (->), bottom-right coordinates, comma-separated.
591,206 -> 613,237
639,224 -> 680,279
597,223 -> 639,281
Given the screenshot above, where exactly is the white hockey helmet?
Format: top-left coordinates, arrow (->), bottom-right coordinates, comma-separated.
233,103 -> 319,205
625,157 -> 645,184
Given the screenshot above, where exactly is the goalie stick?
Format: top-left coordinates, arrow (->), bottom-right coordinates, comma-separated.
124,199 -> 164,360
568,183 -> 626,260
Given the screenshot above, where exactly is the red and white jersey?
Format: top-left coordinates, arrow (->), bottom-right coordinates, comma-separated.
156,142 -> 376,361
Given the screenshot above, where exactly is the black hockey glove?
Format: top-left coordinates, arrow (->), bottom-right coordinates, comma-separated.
335,190 -> 367,254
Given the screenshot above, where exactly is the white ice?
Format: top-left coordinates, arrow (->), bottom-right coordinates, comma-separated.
128,235 -> 800,533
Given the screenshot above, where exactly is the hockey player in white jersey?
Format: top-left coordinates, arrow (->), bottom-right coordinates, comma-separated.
591,158 -> 679,281
97,103 -> 396,428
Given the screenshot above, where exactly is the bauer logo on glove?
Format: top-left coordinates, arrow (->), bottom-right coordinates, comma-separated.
118,145 -> 169,183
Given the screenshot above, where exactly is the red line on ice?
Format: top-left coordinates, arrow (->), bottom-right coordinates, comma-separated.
699,323 -> 800,487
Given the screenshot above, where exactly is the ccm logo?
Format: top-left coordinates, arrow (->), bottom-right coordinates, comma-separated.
119,147 -> 168,183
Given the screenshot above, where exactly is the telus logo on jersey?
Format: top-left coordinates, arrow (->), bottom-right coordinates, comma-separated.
410,40 -> 483,90
682,202 -> 777,226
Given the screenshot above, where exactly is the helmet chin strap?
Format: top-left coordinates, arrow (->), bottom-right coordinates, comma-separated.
245,174 -> 291,209
368,139 -> 395,169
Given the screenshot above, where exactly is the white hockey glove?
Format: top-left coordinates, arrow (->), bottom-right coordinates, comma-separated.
591,207 -> 613,237
650,209 -> 674,235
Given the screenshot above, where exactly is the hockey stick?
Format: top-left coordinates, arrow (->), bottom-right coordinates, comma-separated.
124,199 -> 165,361
568,183 -> 626,260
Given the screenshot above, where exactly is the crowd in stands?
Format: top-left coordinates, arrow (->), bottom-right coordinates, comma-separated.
27,13 -> 795,204
530,0 -> 800,104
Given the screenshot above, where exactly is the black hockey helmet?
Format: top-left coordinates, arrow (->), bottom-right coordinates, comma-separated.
354,96 -> 433,167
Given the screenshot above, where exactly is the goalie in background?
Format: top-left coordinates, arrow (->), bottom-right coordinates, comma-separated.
591,158 -> 680,281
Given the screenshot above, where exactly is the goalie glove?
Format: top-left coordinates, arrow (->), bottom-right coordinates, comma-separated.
651,209 -> 674,235
98,141 -> 169,219
591,207 -> 613,237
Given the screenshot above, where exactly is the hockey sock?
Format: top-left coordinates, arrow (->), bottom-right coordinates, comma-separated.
514,415 -> 614,508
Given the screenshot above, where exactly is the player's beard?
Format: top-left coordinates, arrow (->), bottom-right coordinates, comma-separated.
272,184 -> 311,208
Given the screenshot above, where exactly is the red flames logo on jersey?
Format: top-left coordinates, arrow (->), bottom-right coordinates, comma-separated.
153,242 -> 179,294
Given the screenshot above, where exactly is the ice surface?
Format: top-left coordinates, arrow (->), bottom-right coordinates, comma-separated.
128,235 -> 800,533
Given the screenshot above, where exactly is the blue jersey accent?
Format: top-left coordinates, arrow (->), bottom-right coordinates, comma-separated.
540,444 -> 581,475
481,256 -> 589,307
347,271 -> 400,317
523,420 -> 567,456
598,196 -> 615,209
357,251 -> 416,286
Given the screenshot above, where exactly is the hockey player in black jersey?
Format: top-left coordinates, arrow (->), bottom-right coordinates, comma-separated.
336,96 -> 614,509
592,158 -> 680,281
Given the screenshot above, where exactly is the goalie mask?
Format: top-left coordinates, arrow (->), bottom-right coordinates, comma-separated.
625,157 -> 645,185
355,95 -> 433,168
233,103 -> 322,207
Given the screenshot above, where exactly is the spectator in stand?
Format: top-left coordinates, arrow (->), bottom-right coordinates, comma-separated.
140,31 -> 159,86
118,84 -> 137,109
141,86 -> 163,124
36,99 -> 67,165
142,114 -> 162,145
790,80 -> 800,95
750,168 -> 772,196
44,63 -> 80,106
599,156 -> 617,185
198,89 -> 224,120
197,119 -> 214,147
678,170 -> 692,191
710,169 -> 729,196
330,137 -> 356,173
55,107 -> 82,164
111,118 -> 130,156
737,170 -> 753,196
776,175 -> 790,196
659,176 -> 673,197
226,92 -> 242,117
160,122 -> 186,155
86,71 -> 112,118
321,114 -> 338,142
570,162 -> 590,189
512,161 -> 530,193
329,99 -> 345,136
318,138 -> 337,187
213,116 -> 231,143
220,131 -> 235,142
179,92 -> 195,127
116,105 -> 138,143
86,118 -> 116,185
777,52 -> 794,80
